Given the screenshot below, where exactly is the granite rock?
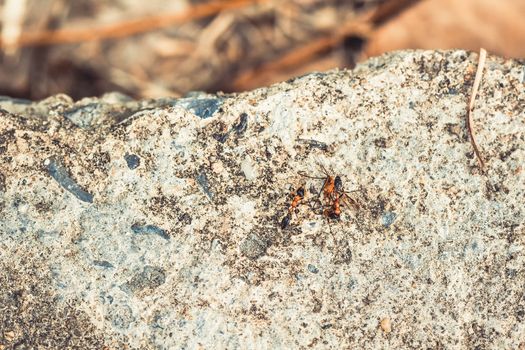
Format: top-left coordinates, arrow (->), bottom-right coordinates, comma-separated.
1,50 -> 524,349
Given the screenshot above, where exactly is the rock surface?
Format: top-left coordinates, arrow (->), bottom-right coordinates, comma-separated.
1,50 -> 524,349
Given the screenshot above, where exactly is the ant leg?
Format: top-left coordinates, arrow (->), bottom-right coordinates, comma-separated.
298,170 -> 325,180
340,192 -> 360,210
318,162 -> 331,178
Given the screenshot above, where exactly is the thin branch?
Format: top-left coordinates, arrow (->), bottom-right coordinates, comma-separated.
232,19 -> 372,90
0,0 -> 268,48
467,48 -> 487,169
231,0 -> 422,91
367,0 -> 422,26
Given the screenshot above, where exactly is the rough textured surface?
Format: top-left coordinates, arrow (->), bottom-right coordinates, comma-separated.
1,50 -> 524,349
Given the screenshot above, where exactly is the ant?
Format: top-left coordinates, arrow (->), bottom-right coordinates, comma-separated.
323,190 -> 359,220
324,193 -> 342,220
299,163 -> 359,220
280,186 -> 305,229
298,164 -> 337,206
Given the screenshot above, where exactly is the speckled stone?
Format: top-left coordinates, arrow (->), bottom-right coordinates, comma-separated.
1,50 -> 524,349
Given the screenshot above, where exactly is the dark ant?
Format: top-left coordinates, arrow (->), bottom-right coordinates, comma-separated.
334,175 -> 343,194
280,186 -> 305,229
280,213 -> 292,229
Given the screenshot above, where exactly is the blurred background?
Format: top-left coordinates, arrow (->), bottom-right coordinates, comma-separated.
0,0 -> 523,100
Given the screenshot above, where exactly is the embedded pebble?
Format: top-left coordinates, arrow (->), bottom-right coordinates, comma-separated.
235,113 -> 248,135
239,234 -> 268,259
45,158 -> 94,203
130,224 -> 170,240
381,211 -> 396,228
196,171 -> 213,199
179,98 -> 223,119
124,154 -> 140,169
122,265 -> 166,294
93,260 -> 114,269
307,264 -> 319,274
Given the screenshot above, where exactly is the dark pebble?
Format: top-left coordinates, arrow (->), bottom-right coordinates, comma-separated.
185,98 -> 223,119
307,264 -> 319,274
64,103 -> 99,128
235,113 -> 248,135
297,138 -> 328,151
213,132 -> 230,143
239,234 -> 268,259
122,265 -> 166,294
124,154 -> 140,169
517,307 -> 525,321
45,157 -> 93,203
93,260 -> 114,269
196,171 -> 213,199
381,211 -> 397,228
131,224 -> 170,240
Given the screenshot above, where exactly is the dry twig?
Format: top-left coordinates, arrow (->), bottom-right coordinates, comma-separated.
467,48 -> 487,169
232,19 -> 372,90
231,0 -> 421,91
0,0 -> 268,48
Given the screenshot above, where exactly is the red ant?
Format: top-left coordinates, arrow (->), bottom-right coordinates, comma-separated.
281,186 -> 305,229
324,193 -> 342,220
323,190 -> 359,220
299,164 -> 359,220
298,164 -> 338,206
